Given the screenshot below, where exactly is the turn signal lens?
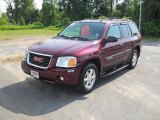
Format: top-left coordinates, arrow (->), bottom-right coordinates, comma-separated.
68,58 -> 77,67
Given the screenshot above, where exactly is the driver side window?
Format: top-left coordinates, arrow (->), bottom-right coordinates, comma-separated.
106,25 -> 121,39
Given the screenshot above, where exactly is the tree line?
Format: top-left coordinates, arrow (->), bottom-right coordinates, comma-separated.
0,0 -> 160,36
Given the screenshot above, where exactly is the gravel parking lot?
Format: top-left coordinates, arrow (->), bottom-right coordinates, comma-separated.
0,39 -> 160,120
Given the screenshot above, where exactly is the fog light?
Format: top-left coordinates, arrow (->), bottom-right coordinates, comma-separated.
60,77 -> 64,81
56,76 -> 64,82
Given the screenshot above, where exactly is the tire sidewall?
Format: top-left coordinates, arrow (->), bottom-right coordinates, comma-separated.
78,63 -> 98,93
130,49 -> 138,68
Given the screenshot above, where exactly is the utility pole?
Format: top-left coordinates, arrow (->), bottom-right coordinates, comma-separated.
139,0 -> 142,31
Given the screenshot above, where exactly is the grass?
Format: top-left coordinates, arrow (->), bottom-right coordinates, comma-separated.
0,29 -> 61,40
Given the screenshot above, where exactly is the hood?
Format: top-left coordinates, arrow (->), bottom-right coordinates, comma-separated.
28,37 -> 99,56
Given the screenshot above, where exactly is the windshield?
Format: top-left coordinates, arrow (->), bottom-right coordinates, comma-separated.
59,22 -> 105,40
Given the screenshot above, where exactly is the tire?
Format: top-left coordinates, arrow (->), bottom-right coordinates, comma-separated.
128,49 -> 139,69
75,63 -> 98,94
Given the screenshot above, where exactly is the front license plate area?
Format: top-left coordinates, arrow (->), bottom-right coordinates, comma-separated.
31,70 -> 39,79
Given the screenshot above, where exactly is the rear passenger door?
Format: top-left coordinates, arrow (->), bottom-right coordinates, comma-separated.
120,22 -> 141,62
119,23 -> 133,61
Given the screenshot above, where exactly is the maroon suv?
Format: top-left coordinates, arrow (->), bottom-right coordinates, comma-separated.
21,19 -> 142,93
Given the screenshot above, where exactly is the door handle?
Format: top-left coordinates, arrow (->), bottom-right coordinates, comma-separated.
119,43 -> 124,46
116,43 -> 124,49
117,43 -> 124,48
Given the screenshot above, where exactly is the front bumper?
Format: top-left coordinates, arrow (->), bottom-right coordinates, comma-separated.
21,60 -> 81,85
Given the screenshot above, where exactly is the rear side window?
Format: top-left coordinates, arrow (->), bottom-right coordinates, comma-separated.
128,22 -> 139,36
120,24 -> 129,38
107,25 -> 121,39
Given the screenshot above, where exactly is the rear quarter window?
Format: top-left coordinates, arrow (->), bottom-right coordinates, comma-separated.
128,22 -> 140,36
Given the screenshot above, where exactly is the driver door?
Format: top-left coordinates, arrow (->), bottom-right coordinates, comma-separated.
102,24 -> 126,71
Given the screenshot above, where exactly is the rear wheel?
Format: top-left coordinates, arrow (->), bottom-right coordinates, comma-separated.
75,63 -> 98,94
128,49 -> 139,69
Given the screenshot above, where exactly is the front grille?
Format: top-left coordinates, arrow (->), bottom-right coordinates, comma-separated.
27,52 -> 52,68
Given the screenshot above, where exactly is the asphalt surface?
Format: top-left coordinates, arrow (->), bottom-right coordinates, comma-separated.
0,41 -> 160,120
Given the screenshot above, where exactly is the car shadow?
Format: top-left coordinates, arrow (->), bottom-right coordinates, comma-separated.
0,67 -> 130,116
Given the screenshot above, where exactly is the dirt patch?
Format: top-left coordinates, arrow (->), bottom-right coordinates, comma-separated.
0,52 -> 24,64
0,36 -> 51,64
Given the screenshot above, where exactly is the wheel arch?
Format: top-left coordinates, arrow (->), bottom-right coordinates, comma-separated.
81,58 -> 102,78
134,45 -> 141,57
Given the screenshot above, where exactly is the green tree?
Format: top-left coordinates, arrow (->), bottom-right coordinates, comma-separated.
41,0 -> 57,25
13,0 -> 22,24
30,9 -> 41,23
59,0 -> 111,20
5,0 -> 35,24
59,0 -> 91,20
3,0 -> 14,23
92,0 -> 109,17
20,0 -> 35,24
114,0 -> 132,18
131,0 -> 139,22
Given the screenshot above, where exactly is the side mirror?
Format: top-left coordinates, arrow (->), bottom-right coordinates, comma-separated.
133,33 -> 138,36
105,36 -> 118,43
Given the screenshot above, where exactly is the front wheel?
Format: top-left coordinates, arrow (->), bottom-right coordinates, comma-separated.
75,63 -> 98,94
128,49 -> 139,69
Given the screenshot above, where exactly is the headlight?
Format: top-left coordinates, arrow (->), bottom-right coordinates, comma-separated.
56,56 -> 77,68
24,49 -> 28,60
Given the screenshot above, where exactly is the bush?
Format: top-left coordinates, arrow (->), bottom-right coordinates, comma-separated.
31,22 -> 43,27
0,25 -> 41,30
0,14 -> 9,26
45,26 -> 59,30
28,22 -> 44,29
143,21 -> 160,36
54,17 -> 71,28
0,19 -> 8,26
61,18 -> 71,26
0,25 -> 64,30
45,26 -> 64,31
98,16 -> 107,20
123,16 -> 132,20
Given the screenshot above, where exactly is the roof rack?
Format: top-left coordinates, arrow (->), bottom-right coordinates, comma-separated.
108,17 -> 120,19
82,19 -> 103,22
108,17 -> 126,21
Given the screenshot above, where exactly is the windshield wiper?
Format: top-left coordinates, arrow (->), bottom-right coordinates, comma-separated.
59,35 -> 70,39
69,36 -> 89,41
59,35 -> 90,41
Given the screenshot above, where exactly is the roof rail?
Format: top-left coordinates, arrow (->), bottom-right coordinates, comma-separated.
82,19 -> 103,22
83,18 -> 95,20
108,17 -> 120,19
108,17 -> 126,21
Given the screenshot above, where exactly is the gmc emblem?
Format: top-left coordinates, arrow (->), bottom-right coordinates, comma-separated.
33,56 -> 44,63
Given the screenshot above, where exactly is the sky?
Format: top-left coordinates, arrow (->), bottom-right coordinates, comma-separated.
0,0 -> 43,14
